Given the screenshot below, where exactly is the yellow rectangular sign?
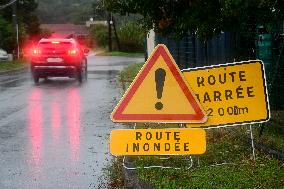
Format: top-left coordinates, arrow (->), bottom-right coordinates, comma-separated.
110,128 -> 206,156
183,60 -> 270,127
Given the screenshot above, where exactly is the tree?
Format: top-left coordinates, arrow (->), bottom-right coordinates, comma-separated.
0,16 -> 13,51
102,0 -> 284,41
36,0 -> 94,24
0,0 -> 40,52
92,0 -> 107,20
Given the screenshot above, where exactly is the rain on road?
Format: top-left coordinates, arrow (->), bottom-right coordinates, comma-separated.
0,54 -> 143,188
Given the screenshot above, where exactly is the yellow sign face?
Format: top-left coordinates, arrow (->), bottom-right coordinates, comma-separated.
110,129 -> 206,156
183,61 -> 270,128
111,44 -> 207,123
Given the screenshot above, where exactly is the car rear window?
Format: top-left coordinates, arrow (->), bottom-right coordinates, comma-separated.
38,41 -> 73,49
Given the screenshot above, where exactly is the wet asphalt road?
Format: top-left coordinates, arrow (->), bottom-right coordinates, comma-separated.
0,54 -> 143,189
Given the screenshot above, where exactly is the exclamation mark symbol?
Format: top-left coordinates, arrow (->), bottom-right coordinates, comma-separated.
155,68 -> 166,110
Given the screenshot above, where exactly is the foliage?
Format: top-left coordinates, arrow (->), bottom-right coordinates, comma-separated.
92,1 -> 141,24
0,0 -> 40,53
91,1 -> 146,52
134,129 -> 284,189
117,22 -> 145,52
0,16 -> 13,51
118,23 -> 144,44
0,59 -> 26,71
103,0 -> 284,40
36,0 -> 94,24
119,62 -> 144,82
92,0 -> 107,21
104,157 -> 124,188
90,24 -> 108,48
90,22 -> 145,52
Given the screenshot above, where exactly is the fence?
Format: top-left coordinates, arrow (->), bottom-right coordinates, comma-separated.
154,25 -> 284,110
155,32 -> 235,69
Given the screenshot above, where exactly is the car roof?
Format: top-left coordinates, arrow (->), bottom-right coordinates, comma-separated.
39,38 -> 76,43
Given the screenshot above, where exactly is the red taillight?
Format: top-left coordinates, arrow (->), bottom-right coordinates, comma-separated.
68,49 -> 77,55
33,49 -> 41,55
51,41 -> 60,44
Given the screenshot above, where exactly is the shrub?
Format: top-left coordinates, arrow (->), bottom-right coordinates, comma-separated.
117,22 -> 145,52
90,24 -> 108,48
90,22 -> 145,52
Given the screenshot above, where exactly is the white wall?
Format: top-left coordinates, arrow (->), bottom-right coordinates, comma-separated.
147,29 -> 155,57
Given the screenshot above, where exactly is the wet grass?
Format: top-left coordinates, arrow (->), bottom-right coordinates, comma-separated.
105,157 -> 124,189
0,60 -> 27,72
137,154 -> 283,189
257,124 -> 284,151
134,127 -> 284,189
119,62 -> 144,82
255,111 -> 284,151
253,121 -> 284,153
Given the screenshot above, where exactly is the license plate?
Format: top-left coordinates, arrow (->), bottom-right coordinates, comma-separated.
47,58 -> 63,63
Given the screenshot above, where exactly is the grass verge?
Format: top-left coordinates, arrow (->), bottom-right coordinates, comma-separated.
134,127 -> 284,188
119,62 -> 144,82
136,154 -> 283,189
105,157 -> 124,189
0,60 -> 27,72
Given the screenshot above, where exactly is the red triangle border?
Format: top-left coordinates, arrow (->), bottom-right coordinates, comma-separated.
112,45 -> 206,122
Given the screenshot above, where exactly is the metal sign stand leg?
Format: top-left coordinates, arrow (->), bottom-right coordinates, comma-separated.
249,125 -> 256,160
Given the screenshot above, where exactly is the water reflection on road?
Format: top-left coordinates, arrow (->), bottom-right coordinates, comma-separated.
28,84 -> 82,165
28,88 -> 43,166
0,55 -> 143,188
67,87 -> 81,161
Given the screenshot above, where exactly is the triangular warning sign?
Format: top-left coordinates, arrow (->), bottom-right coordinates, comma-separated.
111,44 -> 207,123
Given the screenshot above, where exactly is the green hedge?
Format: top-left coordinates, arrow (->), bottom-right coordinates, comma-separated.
117,22 -> 145,52
90,24 -> 108,48
90,22 -> 145,52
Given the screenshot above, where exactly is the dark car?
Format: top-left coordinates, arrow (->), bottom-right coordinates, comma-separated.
30,38 -> 88,84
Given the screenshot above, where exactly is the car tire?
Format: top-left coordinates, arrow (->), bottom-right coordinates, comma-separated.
77,60 -> 87,83
77,65 -> 83,83
77,71 -> 82,83
32,68 -> 39,84
33,75 -> 39,84
84,62 -> 88,80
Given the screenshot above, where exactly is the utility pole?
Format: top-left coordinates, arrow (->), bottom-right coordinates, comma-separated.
108,12 -> 112,52
112,17 -> 120,51
12,1 -> 20,59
